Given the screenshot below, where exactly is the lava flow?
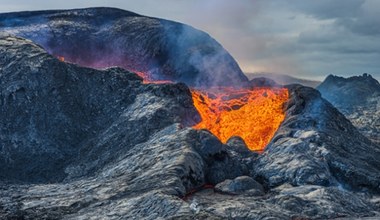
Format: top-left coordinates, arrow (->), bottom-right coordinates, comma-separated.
191,87 -> 289,151
121,71 -> 289,152
54,57 -> 289,152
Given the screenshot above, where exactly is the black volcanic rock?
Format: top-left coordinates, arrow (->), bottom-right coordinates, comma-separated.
0,33 -> 199,183
0,7 -> 248,88
188,184 -> 377,219
214,176 -> 264,196
253,85 -> 380,192
317,74 -> 380,144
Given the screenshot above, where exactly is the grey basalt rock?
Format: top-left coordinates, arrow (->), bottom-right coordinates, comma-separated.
187,130 -> 255,186
188,184 -> 377,219
0,7 -> 248,88
0,34 -> 199,183
253,85 -> 380,193
214,176 -> 264,196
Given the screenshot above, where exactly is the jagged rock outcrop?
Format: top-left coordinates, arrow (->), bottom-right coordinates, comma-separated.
254,85 -> 380,192
0,7 -> 248,88
317,74 -> 380,144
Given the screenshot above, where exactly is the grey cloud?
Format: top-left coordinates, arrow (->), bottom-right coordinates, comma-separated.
285,0 -> 380,36
338,17 -> 380,36
284,0 -> 365,20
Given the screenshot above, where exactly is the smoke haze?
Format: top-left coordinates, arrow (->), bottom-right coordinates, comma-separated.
0,0 -> 379,80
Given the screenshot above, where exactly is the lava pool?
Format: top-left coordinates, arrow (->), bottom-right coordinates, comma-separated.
191,87 -> 289,151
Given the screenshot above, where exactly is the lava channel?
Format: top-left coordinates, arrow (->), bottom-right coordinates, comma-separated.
191,87 -> 289,151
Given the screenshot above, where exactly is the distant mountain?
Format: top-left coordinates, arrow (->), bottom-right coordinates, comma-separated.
317,73 -> 380,107
246,72 -> 321,88
317,73 -> 380,144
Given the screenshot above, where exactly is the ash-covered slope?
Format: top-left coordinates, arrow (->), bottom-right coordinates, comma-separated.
1,34 -> 380,219
0,7 -> 248,87
317,74 -> 380,144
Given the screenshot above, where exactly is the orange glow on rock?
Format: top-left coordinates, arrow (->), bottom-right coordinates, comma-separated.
135,71 -> 172,84
57,56 -> 65,62
191,87 -> 289,151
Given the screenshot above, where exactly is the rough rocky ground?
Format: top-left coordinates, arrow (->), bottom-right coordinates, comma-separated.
0,8 -> 380,220
1,32 -> 380,220
317,74 -> 380,144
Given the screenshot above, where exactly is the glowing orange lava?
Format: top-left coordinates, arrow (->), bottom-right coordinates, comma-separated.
191,87 -> 289,151
135,71 -> 172,84
57,56 -> 65,62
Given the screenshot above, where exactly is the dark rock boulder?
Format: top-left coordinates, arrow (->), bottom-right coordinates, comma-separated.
0,7 -> 248,88
214,176 -> 264,196
226,136 -> 256,156
189,130 -> 255,185
253,85 -> 380,193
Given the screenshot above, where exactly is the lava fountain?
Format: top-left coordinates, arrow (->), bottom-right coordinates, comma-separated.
55,56 -> 288,152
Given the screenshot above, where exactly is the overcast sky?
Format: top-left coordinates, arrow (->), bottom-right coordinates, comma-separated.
1,0 -> 380,80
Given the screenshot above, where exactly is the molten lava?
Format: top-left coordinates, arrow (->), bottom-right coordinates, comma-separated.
124,71 -> 289,151
191,87 -> 289,151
